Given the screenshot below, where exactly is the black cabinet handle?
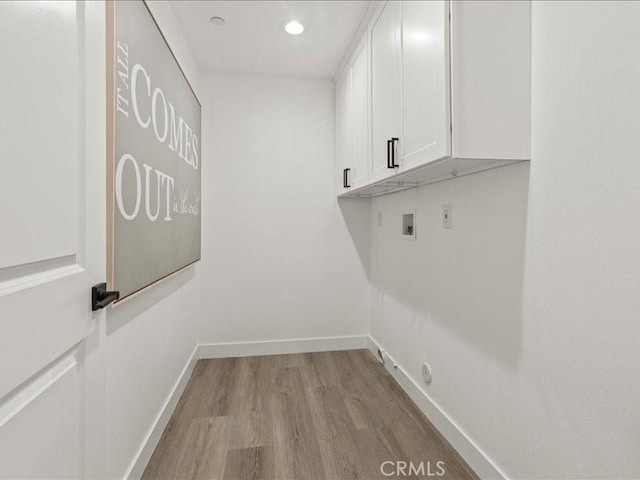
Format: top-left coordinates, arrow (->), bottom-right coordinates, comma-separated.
391,137 -> 399,168
343,168 -> 351,188
387,139 -> 393,169
92,283 -> 120,311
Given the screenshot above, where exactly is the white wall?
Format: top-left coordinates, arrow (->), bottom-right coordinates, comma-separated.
369,163 -> 529,477
516,2 -> 640,476
198,73 -> 370,344
368,2 -> 640,479
103,2 -> 201,479
104,272 -> 198,479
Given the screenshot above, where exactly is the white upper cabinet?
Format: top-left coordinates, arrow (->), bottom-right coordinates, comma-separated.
336,70 -> 351,192
401,0 -> 451,170
335,0 -> 531,198
349,37 -> 370,189
451,0 -> 530,160
370,1 -> 402,182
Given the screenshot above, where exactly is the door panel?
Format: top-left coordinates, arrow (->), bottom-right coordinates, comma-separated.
0,0 -> 105,404
0,352 -> 82,479
336,71 -> 351,192
371,1 -> 402,181
0,1 -> 79,270
402,0 -> 451,169
350,37 -> 369,188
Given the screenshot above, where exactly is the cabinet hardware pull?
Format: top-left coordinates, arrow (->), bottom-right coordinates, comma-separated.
387,139 -> 393,169
343,168 -> 351,188
391,137 -> 399,168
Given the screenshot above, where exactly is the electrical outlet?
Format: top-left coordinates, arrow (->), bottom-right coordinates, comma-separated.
442,204 -> 452,229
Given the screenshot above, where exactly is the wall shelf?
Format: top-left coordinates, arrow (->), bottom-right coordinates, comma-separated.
339,156 -> 527,198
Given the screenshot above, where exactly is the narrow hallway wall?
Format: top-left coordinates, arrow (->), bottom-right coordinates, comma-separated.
368,2 -> 640,478
103,2 -> 202,478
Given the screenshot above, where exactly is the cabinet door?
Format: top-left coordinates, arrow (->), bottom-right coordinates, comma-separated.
401,0 -> 451,170
349,37 -> 369,188
335,71 -> 351,192
451,0 -> 530,160
370,1 -> 402,181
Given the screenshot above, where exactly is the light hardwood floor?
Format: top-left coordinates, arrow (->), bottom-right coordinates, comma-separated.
142,350 -> 479,480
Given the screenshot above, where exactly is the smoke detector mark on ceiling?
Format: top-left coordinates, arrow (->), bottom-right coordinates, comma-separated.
283,20 -> 304,35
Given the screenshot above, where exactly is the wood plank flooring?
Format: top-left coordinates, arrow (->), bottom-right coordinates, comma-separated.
141,350 -> 479,480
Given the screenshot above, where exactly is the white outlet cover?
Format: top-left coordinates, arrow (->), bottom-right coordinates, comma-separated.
442,204 -> 452,229
421,363 -> 432,384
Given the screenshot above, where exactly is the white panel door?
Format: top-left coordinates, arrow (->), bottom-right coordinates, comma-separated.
336,70 -> 351,192
349,36 -> 370,189
0,0 -> 105,464
370,1 -> 402,181
401,0 -> 451,170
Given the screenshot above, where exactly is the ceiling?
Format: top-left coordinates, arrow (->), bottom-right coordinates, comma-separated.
169,1 -> 371,78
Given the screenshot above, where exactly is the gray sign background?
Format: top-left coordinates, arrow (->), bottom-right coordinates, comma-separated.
110,0 -> 201,299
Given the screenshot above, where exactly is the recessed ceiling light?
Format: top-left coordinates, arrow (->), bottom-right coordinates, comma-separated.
210,16 -> 226,26
283,20 -> 304,35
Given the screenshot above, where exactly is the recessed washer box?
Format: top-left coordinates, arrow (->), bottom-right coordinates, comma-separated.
402,210 -> 416,240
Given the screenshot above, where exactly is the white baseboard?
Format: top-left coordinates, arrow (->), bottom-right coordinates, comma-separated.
124,345 -> 199,480
198,334 -> 369,359
367,336 -> 508,480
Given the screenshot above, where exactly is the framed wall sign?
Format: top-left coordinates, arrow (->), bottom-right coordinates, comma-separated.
106,0 -> 201,301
